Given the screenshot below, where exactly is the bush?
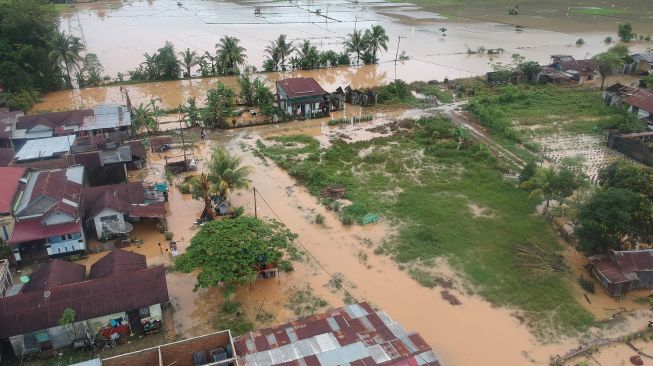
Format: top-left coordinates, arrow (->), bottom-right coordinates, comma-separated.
315,213 -> 325,225
577,275 -> 595,293
163,231 -> 174,240
340,204 -> 368,225
377,80 -> 416,105
575,38 -> 585,45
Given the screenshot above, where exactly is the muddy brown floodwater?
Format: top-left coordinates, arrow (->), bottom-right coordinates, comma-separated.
36,0 -> 653,112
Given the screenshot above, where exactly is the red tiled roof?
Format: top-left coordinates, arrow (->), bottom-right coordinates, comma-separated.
8,220 -> 81,245
0,265 -> 169,339
21,259 -> 86,293
277,77 -> 328,99
16,109 -> 93,132
89,249 -> 147,279
0,167 -> 24,214
624,89 -> 653,113
82,182 -> 165,219
16,169 -> 82,219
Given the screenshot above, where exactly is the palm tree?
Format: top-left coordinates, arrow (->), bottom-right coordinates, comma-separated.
364,25 -> 389,63
179,48 -> 199,78
344,30 -> 369,66
49,31 -> 86,88
264,39 -> 280,71
520,166 -> 559,213
216,36 -> 247,74
191,148 -> 253,218
276,34 -> 295,71
142,52 -> 159,79
202,51 -> 218,75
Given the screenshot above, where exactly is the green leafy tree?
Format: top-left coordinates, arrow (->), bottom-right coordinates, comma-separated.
577,188 -> 653,253
131,98 -> 163,134
364,25 -> 389,63
618,23 -> 635,42
344,29 -> 369,66
179,48 -> 199,78
265,34 -> 294,71
181,97 -> 201,127
608,44 -> 630,59
216,36 -> 246,75
519,61 -> 541,83
598,160 -> 653,199
0,0 -> 63,98
592,51 -> 623,90
239,73 -> 255,106
319,50 -> 340,68
205,82 -> 237,128
156,42 -> 181,79
175,216 -> 297,293
49,31 -> 86,88
296,40 -> 320,70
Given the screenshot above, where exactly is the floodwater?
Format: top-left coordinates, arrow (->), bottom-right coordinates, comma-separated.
36,0 -> 653,112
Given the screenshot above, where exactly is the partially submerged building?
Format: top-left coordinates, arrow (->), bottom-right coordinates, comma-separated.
589,249 -> 653,297
540,55 -> 597,85
624,53 -> 653,75
12,105 -> 131,147
0,109 -> 23,148
9,166 -> 85,263
276,77 -> 330,119
82,181 -> 166,240
0,250 -> 169,359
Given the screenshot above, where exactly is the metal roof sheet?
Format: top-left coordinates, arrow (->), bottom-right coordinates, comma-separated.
15,135 -> 76,161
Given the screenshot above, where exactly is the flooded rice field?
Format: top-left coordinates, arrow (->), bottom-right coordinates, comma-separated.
37,0 -> 653,112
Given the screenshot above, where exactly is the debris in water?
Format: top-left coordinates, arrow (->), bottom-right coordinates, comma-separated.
320,185 -> 346,199
630,355 -> 643,365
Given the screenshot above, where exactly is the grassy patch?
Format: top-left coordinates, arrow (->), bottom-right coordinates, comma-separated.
258,116 -> 594,337
410,81 -> 454,103
572,7 -> 630,16
213,300 -> 254,336
286,286 -> 329,317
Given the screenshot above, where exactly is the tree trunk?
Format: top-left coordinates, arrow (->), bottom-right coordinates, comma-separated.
600,76 -> 606,91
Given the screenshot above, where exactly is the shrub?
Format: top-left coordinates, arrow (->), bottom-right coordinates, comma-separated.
576,38 -> 585,45
163,231 -> 174,241
315,213 -> 325,225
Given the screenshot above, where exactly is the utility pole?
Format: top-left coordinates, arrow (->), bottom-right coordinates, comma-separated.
253,187 -> 258,219
394,36 -> 405,80
179,119 -> 187,163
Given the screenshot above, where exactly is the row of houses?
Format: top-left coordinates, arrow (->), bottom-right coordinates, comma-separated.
0,249 -> 169,359
0,165 -> 166,263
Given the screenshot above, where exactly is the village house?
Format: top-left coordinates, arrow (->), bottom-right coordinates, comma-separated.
589,249 -> 653,297
623,88 -> 653,120
70,303 -> 441,366
276,77 -> 331,119
540,55 -> 597,85
8,166 -> 85,263
0,249 -> 169,359
602,83 -> 639,107
0,167 -> 25,243
82,181 -> 166,240
624,53 -> 653,75
11,104 -> 131,148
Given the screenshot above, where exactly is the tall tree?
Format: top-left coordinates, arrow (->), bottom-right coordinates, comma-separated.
577,188 -> 653,253
216,36 -> 246,75
296,40 -> 320,70
598,160 -> 653,200
592,51 -> 623,90
364,25 -> 389,63
238,73 -> 255,106
155,42 -> 181,80
181,97 -> 201,127
618,23 -> 635,42
179,48 -> 199,78
175,216 -> 296,293
344,29 -> 369,66
205,82 -> 237,128
49,31 -> 86,88
275,34 -> 295,71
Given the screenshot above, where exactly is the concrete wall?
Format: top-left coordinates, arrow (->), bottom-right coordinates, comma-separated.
0,214 -> 14,242
43,211 -> 76,226
103,348 -> 160,366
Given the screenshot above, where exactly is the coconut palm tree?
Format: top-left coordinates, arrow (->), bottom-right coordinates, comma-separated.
264,39 -> 280,71
344,30 -> 369,66
142,52 -> 159,79
216,36 -> 247,74
275,34 -> 295,71
179,48 -> 199,78
520,166 -> 559,213
202,51 -> 218,75
364,25 -> 389,63
191,148 -> 253,218
49,31 -> 86,88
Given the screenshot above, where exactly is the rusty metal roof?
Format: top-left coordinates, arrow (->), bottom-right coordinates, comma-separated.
234,303 -> 441,366
614,249 -> 653,274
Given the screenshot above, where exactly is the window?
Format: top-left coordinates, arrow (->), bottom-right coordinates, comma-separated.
139,306 -> 151,318
60,234 -> 73,241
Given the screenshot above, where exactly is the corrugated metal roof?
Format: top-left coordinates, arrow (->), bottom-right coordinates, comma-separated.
235,303 -> 440,366
15,135 -> 76,161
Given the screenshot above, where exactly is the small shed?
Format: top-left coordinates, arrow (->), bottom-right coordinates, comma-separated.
589,249 -> 653,297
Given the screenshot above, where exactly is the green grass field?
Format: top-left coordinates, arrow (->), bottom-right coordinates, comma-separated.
256,117 -> 594,337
